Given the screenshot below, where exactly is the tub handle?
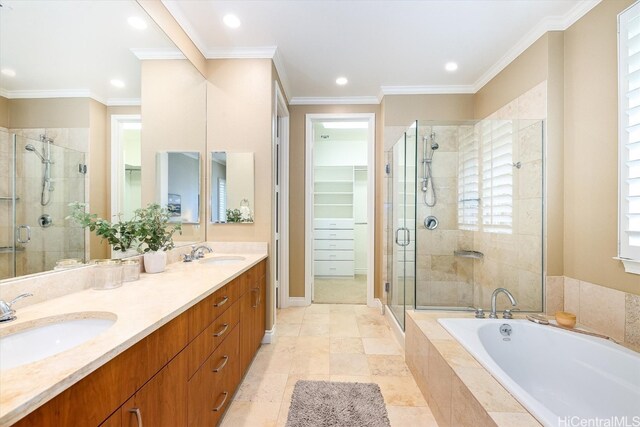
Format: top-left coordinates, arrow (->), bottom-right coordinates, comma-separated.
503,308 -> 520,319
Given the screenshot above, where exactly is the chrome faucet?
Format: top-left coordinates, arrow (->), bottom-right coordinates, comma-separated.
0,293 -> 33,322
489,288 -> 517,319
183,244 -> 213,262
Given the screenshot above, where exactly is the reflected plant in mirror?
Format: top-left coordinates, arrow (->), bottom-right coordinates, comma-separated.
211,152 -> 255,224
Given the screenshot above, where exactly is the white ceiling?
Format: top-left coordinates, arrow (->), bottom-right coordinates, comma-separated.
0,0 -> 179,105
163,0 -> 599,104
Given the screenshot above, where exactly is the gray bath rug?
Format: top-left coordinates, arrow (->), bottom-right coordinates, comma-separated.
286,380 -> 391,427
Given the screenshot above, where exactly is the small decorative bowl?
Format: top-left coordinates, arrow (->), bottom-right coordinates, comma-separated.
555,311 -> 577,328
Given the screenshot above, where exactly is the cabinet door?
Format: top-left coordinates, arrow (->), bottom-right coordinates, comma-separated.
99,408 -> 122,427
239,290 -> 255,375
123,350 -> 187,427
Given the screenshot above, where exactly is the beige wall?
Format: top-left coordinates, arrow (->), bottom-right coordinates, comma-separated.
7,98 -> 90,129
288,104 -> 382,298
383,95 -> 474,127
140,60 -> 207,243
205,58 -> 278,330
89,100 -> 109,259
563,0 -> 637,294
0,96 -> 8,128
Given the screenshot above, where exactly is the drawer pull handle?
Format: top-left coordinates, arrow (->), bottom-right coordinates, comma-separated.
212,392 -> 229,412
129,408 -> 143,427
213,355 -> 229,372
214,296 -> 229,307
213,323 -> 229,337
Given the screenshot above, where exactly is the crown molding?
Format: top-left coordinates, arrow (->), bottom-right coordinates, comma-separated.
380,85 -> 476,96
205,46 -> 278,59
160,0 -> 209,57
471,0 -> 601,92
130,48 -> 186,60
2,89 -> 105,103
106,98 -> 142,107
0,88 -> 9,98
289,96 -> 380,106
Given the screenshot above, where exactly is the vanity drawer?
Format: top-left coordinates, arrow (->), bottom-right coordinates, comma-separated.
314,250 -> 354,261
314,219 -> 354,229
209,325 -> 241,425
187,299 -> 239,379
314,260 -> 354,276
188,277 -> 239,341
315,239 -> 354,250
314,229 -> 354,240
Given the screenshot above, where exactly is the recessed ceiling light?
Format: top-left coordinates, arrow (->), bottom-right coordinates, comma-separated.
1,68 -> 16,77
128,16 -> 147,30
445,62 -> 458,72
322,122 -> 367,129
223,14 -> 241,28
110,79 -> 125,88
336,76 -> 348,86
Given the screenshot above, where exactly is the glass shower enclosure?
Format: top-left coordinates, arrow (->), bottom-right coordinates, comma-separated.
0,130 -> 86,280
385,119 -> 544,329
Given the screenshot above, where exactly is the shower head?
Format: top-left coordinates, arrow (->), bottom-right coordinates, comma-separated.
431,142 -> 439,150
25,143 -> 46,162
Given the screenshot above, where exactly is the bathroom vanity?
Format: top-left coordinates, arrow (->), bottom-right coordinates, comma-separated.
0,252 -> 267,427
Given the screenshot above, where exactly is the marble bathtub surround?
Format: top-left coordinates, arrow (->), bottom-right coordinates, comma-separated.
405,310 -> 542,427
546,275 -> 640,348
0,245 -> 267,425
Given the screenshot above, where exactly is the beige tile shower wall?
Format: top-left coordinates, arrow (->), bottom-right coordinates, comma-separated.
472,83 -> 545,311
9,127 -> 90,275
546,276 -> 640,349
0,128 -> 12,279
415,125 -> 475,308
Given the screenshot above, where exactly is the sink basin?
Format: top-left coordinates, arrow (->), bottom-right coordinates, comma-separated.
0,315 -> 116,370
199,255 -> 246,265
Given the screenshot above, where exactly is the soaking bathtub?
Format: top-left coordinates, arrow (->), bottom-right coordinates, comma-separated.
438,318 -> 640,427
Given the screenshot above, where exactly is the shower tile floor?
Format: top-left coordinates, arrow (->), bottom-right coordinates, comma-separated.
220,304 -> 439,427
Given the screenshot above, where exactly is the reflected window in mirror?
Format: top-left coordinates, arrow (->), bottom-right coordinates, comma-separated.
211,152 -> 254,223
156,152 -> 200,224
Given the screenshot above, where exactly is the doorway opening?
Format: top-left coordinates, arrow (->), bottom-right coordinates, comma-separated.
305,114 -> 375,306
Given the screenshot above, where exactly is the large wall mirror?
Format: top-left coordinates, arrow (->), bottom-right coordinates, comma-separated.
157,152 -> 201,224
211,152 -> 255,224
0,1 -> 206,281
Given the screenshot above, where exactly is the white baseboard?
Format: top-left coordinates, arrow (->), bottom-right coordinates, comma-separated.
373,298 -> 383,313
287,297 -> 309,307
384,307 -> 405,350
262,326 -> 276,344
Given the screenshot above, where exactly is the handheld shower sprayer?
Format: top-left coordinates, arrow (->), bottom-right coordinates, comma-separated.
422,132 -> 437,207
25,136 -> 54,206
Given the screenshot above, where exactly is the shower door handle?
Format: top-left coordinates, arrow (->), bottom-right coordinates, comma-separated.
395,227 -> 410,247
17,225 -> 31,244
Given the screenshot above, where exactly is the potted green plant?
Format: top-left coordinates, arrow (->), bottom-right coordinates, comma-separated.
67,202 -> 139,255
135,203 -> 181,273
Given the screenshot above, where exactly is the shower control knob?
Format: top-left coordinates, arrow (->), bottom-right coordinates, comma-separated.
38,214 -> 53,228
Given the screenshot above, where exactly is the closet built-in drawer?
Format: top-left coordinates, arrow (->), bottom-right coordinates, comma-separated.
314,250 -> 354,261
314,219 -> 354,229
314,260 -> 354,276
314,229 -> 354,240
315,239 -> 354,250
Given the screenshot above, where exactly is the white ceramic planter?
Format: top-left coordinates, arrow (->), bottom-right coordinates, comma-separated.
143,251 -> 166,274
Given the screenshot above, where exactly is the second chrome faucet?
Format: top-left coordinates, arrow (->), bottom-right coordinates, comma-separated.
489,288 -> 518,319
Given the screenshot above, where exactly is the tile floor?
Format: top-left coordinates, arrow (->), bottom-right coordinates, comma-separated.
220,304 -> 439,427
313,275 -> 367,304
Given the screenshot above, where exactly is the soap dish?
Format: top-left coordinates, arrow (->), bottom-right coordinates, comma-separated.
555,311 -> 577,328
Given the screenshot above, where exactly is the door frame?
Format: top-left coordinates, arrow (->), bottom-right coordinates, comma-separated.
304,113 -> 376,307
110,114 -> 141,257
273,82 -> 290,311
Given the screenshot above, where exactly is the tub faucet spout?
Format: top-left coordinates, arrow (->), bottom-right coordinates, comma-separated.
489,288 -> 517,319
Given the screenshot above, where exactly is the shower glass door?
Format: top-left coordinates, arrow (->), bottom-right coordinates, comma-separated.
388,124 -> 417,330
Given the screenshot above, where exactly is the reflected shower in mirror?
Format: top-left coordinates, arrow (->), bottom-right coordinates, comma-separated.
211,152 -> 255,224
156,152 -> 200,224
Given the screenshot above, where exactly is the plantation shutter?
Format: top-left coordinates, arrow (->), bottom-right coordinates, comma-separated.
218,178 -> 227,221
481,120 -> 514,234
619,3 -> 640,265
458,127 -> 479,230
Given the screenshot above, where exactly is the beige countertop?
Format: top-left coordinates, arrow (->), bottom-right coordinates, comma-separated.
0,251 -> 267,427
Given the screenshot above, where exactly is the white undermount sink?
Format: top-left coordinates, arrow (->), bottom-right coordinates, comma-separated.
0,315 -> 116,371
199,255 -> 246,265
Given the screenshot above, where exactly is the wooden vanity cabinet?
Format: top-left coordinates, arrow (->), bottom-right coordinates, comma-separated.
12,259 -> 266,427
